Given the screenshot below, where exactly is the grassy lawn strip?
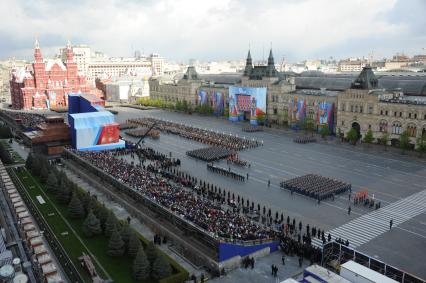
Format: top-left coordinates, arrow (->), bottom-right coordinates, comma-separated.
19,168 -> 160,283
15,169 -> 105,282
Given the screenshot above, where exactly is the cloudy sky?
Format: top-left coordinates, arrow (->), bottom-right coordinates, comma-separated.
0,0 -> 425,63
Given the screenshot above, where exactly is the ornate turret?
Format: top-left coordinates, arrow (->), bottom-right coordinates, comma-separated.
243,49 -> 253,76
66,40 -> 74,63
267,48 -> 274,66
34,39 -> 43,63
266,48 -> 277,77
183,66 -> 199,80
351,65 -> 378,90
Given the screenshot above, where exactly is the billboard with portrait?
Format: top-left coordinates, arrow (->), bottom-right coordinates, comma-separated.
198,90 -> 207,105
228,86 -> 267,125
212,91 -> 224,115
316,101 -> 335,132
289,97 -> 306,122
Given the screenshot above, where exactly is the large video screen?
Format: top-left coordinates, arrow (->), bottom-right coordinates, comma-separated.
228,86 -> 267,125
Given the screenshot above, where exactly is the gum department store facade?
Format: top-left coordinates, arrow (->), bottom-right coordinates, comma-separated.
150,50 -> 426,147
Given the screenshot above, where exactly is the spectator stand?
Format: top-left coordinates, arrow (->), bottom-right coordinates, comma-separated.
280,174 -> 351,201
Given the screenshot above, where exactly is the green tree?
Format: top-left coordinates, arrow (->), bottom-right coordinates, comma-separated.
379,131 -> 390,151
82,210 -> 102,237
320,124 -> 330,140
152,254 -> 172,280
45,172 -> 58,194
107,229 -> 125,257
120,223 -> 132,249
104,211 -> 118,237
56,179 -> 71,204
94,204 -> 110,231
132,246 -> 150,281
127,232 -> 142,257
68,192 -> 85,219
399,130 -> 410,154
347,128 -> 358,145
363,129 -> 374,145
25,153 -> 34,171
416,133 -> 426,157
39,163 -> 49,183
31,155 -> 41,176
145,241 -> 157,265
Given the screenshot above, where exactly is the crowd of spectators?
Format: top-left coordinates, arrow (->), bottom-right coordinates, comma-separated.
280,174 -> 351,201
72,148 -> 273,241
0,110 -> 46,129
126,117 -> 260,150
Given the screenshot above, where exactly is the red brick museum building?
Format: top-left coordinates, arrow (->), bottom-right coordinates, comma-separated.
9,40 -> 94,110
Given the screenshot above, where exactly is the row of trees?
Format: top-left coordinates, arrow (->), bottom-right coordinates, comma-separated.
136,98 -> 175,110
343,128 -> 426,156
26,153 -> 173,281
298,117 -> 331,139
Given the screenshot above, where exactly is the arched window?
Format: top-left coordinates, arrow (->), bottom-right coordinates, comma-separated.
407,124 -> 417,137
392,122 -> 402,135
379,120 -> 388,132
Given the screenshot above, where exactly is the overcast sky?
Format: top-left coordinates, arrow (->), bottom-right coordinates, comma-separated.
0,0 -> 425,63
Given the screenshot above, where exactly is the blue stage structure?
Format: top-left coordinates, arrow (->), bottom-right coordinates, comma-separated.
68,93 -> 125,151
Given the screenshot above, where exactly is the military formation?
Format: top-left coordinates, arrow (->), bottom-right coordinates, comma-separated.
127,117 -> 261,150
280,174 -> 351,201
186,147 -> 232,162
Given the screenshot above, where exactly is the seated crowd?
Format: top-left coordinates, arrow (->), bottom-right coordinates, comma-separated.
280,174 -> 351,201
126,117 -> 260,150
71,148 -> 271,241
1,110 -> 46,129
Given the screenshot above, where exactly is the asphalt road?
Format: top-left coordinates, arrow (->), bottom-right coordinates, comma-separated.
114,107 -> 426,279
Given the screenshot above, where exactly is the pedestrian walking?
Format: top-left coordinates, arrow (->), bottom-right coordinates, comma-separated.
348,206 -> 351,215
389,219 -> 393,230
268,179 -> 271,187
282,255 -> 285,265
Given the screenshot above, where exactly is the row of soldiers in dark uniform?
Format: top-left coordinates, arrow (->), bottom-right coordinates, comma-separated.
293,136 -> 317,144
206,163 -> 246,182
242,125 -> 264,132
